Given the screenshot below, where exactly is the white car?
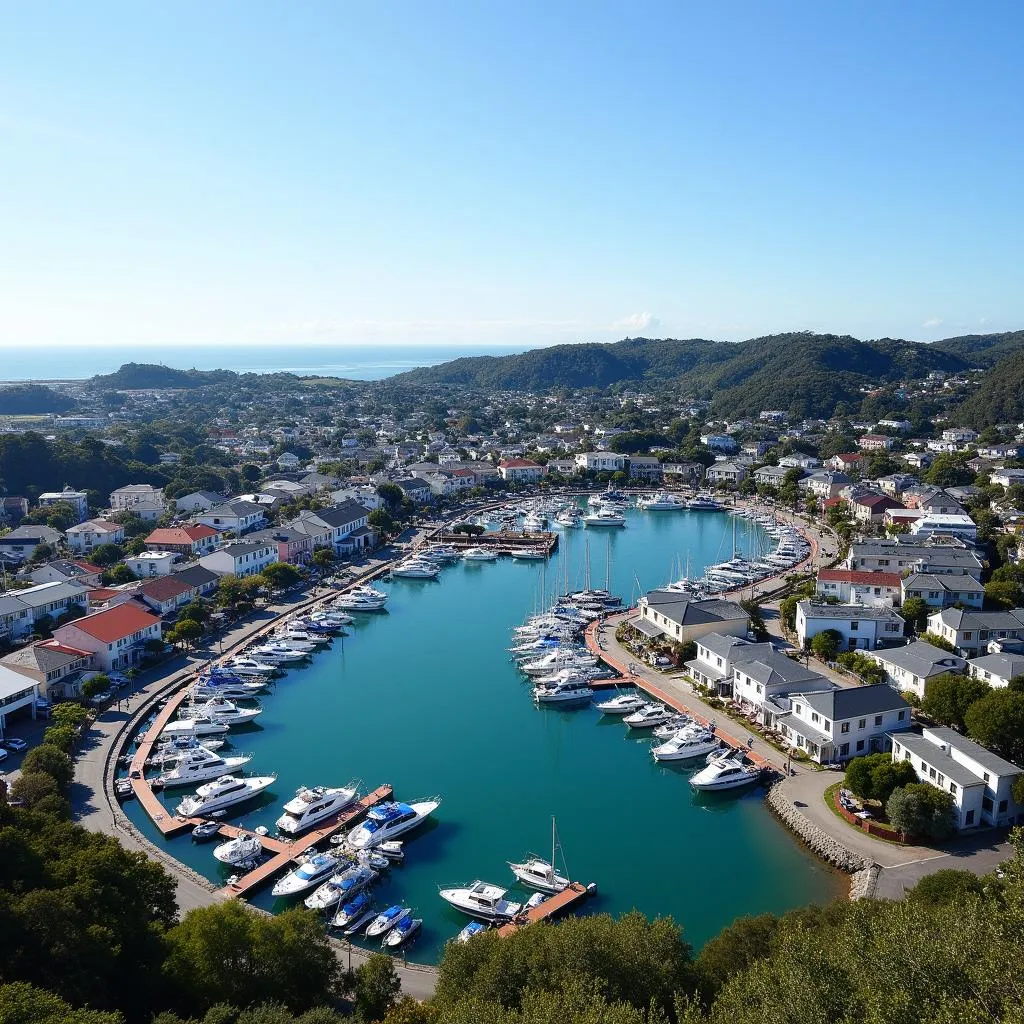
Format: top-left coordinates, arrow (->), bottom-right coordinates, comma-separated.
0,748 -> 8,763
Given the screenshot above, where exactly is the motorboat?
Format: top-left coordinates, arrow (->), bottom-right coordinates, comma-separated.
378,840 -> 405,861
291,614 -> 341,634
247,643 -> 309,664
439,881 -> 522,922
346,798 -> 441,849
268,632 -> 318,653
594,691 -> 647,715
192,679 -> 266,700
177,773 -> 277,817
366,904 -> 410,939
213,832 -> 264,867
191,820 -> 222,842
510,548 -> 547,560
161,716 -> 231,739
686,495 -> 724,511
461,546 -> 498,562
509,816 -> 571,893
522,513 -> 546,532
276,782 -> 361,835
304,864 -> 377,911
331,889 -> 374,929
358,848 -> 391,872
520,649 -> 597,677
309,610 -> 353,626
456,920 -> 488,942
690,756 -> 763,791
224,656 -> 279,678
424,544 -> 460,561
340,900 -> 380,937
154,734 -> 225,762
391,558 -> 441,579
651,728 -> 722,762
638,491 -> 683,510
623,703 -> 676,729
382,913 -> 421,949
652,714 -> 695,739
334,585 -> 388,611
582,508 -> 626,528
554,511 -> 582,528
188,697 -> 263,727
156,745 -> 253,787
532,675 -> 594,704
272,852 -> 342,897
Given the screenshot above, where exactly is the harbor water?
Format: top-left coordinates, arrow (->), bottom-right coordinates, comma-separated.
125,505 -> 842,963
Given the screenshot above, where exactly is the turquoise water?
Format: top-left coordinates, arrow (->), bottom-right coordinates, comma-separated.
125,507 -> 841,961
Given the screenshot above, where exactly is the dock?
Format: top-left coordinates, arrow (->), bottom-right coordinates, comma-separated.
433,530 -> 558,556
496,881 -> 590,936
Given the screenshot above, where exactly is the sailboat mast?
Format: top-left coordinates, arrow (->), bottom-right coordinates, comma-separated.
605,536 -> 612,593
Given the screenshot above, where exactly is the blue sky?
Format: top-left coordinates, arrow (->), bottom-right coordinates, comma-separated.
2,1 -> 1022,350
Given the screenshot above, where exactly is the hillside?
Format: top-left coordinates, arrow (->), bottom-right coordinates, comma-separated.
392,332 -> 971,418
0,384 -> 76,414
930,330 -> 1024,368
88,362 -> 237,390
955,346 -> 1024,426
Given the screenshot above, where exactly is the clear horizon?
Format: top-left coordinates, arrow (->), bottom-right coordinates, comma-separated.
2,2 -> 1022,350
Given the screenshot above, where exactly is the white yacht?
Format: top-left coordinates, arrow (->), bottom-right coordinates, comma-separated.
690,756 -> 763,791
176,773 -> 277,817
267,632 -> 318,653
271,852 -> 342,897
582,508 -> 626,528
156,745 -> 253,787
623,703 -> 676,729
510,548 -> 547,560
652,714 -> 694,739
594,691 -> 647,715
522,512 -> 546,532
520,649 -> 597,677
461,546 -> 498,562
191,679 -> 266,700
247,643 -> 309,664
686,495 -> 724,511
309,610 -> 353,627
554,511 -> 582,528
651,728 -> 721,762
276,783 -> 361,835
638,491 -> 683,510
391,558 -> 440,579
382,913 -> 421,949
161,716 -> 231,739
346,798 -> 441,849
439,880 -> 523,922
153,734 -> 225,763
213,832 -> 264,866
331,890 -> 375,931
365,904 -> 411,939
424,544 -> 460,561
334,585 -> 388,611
304,864 -> 377,911
186,696 -> 263,727
224,656 -> 279,678
532,675 -> 594,704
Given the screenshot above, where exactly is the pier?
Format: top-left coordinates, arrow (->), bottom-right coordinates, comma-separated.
432,530 -> 558,555
496,881 -> 591,936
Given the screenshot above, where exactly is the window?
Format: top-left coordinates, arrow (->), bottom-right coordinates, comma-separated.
999,799 -> 1008,813
856,740 -> 865,752
982,797 -> 993,812
897,710 -> 906,721
841,722 -> 850,734
850,620 -> 859,630
811,712 -> 819,724
983,772 -> 990,783
874,715 -> 883,726
858,718 -> 866,729
929,767 -> 937,780
950,783 -> 957,796
937,774 -> 944,786
966,809 -> 975,825
840,743 -> 849,756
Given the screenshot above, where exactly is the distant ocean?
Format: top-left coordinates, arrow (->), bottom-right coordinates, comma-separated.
0,343 -> 527,383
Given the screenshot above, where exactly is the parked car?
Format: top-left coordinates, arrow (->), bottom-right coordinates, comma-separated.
0,748 -> 8,763
89,691 -> 113,706
2,738 -> 28,752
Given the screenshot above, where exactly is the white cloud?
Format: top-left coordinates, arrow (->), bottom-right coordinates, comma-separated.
921,317 -> 943,329
611,311 -> 660,332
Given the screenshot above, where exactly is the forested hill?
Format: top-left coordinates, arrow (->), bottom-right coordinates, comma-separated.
88,363 -> 238,389
391,330 -> 1024,418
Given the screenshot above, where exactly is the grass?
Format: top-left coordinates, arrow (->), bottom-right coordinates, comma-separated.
823,781 -> 910,846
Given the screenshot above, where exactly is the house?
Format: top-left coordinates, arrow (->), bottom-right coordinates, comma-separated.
635,591 -> 748,644
941,428 -> 978,444
700,434 -> 740,454
778,684 -> 912,764
990,468 -> 1024,488
0,525 -> 65,563
847,538 -> 984,579
850,493 -> 904,524
876,473 -> 917,498
779,454 -> 820,470
0,496 -> 29,524
901,572 -> 984,610
685,634 -> 772,691
276,452 -> 301,470
173,491 -> 227,514
37,487 -> 89,522
29,559 -> 103,588
575,452 -> 627,473
825,454 -> 865,473
288,501 -> 376,555
926,608 -> 1024,658
977,443 -> 1022,460
392,477 -> 433,504
891,728 -> 1023,830
109,484 -> 165,513
0,581 -> 89,641
247,527 -> 314,565
330,486 -> 384,511
199,540 -> 277,578
753,465 -> 793,488
706,460 -> 748,486
902,451 -> 932,469
131,575 -> 197,616
903,487 -> 966,515
546,457 -> 579,477
878,419 -> 913,432
968,652 -> 1024,689
66,518 -> 125,554
909,513 -> 977,542
0,665 -> 40,733
815,569 -> 902,606
867,641 -> 967,698
171,563 -> 221,597
125,551 -> 177,577
795,601 -> 905,651
195,501 -> 268,536
144,525 -> 219,558
804,471 -> 851,500
858,434 -> 896,451
0,639 -> 94,700
52,603 -> 162,673
727,645 -> 833,709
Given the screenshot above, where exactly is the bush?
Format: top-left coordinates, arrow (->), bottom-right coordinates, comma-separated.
920,632 -> 956,654
844,753 -> 918,803
907,869 -> 986,908
900,596 -> 929,632
51,703 -> 89,730
81,674 -> 111,699
810,629 -> 842,662
886,783 -> 957,839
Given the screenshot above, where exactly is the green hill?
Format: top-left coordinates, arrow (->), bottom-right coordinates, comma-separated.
929,330 -> 1024,368
88,362 -> 237,390
0,384 -> 77,414
954,347 -> 1024,426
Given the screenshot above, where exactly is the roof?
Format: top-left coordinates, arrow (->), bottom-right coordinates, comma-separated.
1,639 -> 92,674
903,573 -> 984,594
854,494 -> 903,510
796,601 -> 904,622
871,640 -> 964,677
642,592 -> 747,627
136,576 -> 195,602
923,726 -> 1022,776
930,608 -> 1024,632
145,525 -> 218,545
218,540 -> 275,556
0,525 -> 64,544
67,518 -> 122,534
61,603 -> 160,643
697,632 -> 758,659
796,683 -> 910,720
10,581 -> 89,609
738,652 -> 828,688
172,564 -> 221,588
969,652 -> 1024,681
0,664 -> 38,702
818,569 -> 902,588
891,732 -> 985,788
499,458 -> 541,468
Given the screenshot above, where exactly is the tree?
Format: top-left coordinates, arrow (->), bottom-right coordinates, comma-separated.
1013,775 -> 1024,807
42,724 -> 77,753
178,599 -> 210,625
102,563 -> 138,585
350,953 -> 402,1023
985,579 -> 1024,610
906,869 -> 985,908
693,912 -> 780,1005
886,783 -> 957,839
311,548 -> 335,569
0,981 -> 123,1024
810,629 -> 842,662
51,702 -> 89,730
10,771 -> 68,814
216,574 -> 244,608
376,483 -> 404,509
368,508 -> 395,535
89,543 -> 126,567
844,752 -> 917,803
920,632 -> 956,653
740,600 -> 768,642
167,620 -> 203,650
81,673 -> 111,698
964,689 -> 1024,763
162,903 -> 340,1015
21,744 -> 74,786
259,562 -> 301,590
900,596 -> 929,633
240,463 -> 261,483
921,673 -> 990,731
779,595 -> 799,633
23,500 -> 80,533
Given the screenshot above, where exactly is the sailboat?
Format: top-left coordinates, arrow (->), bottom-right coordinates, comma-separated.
508,816 -> 571,894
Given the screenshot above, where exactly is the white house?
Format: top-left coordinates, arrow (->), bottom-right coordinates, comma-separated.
700,434 -> 740,454
968,652 -> 1024,689
287,500 -> 375,555
52,603 -> 162,673
195,501 -> 268,536
497,458 -> 545,484
815,569 -> 902,606
173,491 -> 227,513
891,728 -> 1023,830
901,572 -> 984,610
575,452 -> 626,473
38,486 -> 89,522
125,551 -> 177,578
199,540 -> 277,578
846,539 -> 984,579
795,601 -> 905,651
926,608 -> 1024,658
706,460 -> 748,485
276,452 -> 301,470
636,592 -> 748,645
0,664 -> 40,735
909,513 -> 977,541
867,640 -> 967,698
0,581 -> 89,641
109,484 -> 165,513
66,518 -> 125,554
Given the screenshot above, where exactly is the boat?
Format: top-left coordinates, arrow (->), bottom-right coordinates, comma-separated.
156,745 -> 253,787
690,756 -> 763,791
224,656 -> 279,678
554,511 -> 582,528
187,697 -> 263,727
510,548 -> 547,560
154,734 -> 225,761
191,820 -> 223,842
509,817 -> 570,894
652,714 -> 695,739
594,691 -> 647,715
424,544 -> 460,561
309,610 -> 353,626
161,716 -> 231,738
177,773 -> 277,817
622,703 -> 676,729
686,495 -> 724,511
520,649 -> 598,677
651,728 -> 722,762
334,585 -> 389,611
365,904 -> 411,938
638,491 -> 683,510
267,632 -> 318,653
247,643 -> 309,664
331,889 -> 374,929
276,782 -> 361,835
378,840 -> 405,862
392,557 -> 441,579
213,832 -> 264,866
271,852 -> 342,897
439,880 -> 523,922
456,920 -> 488,942
522,512 -> 546,532
191,679 -> 266,700
461,546 -> 498,562
341,901 -> 380,937
114,778 -> 134,799
304,864 -> 377,911
346,798 -> 440,849
582,508 -> 626,528
383,913 -> 422,949
532,675 -> 594,704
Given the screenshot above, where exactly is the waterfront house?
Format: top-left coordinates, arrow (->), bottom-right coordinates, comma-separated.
288,501 -> 376,555
706,460 -> 748,486
846,538 -> 984,579
891,728 -> 1023,829
144,525 -> 219,558
926,608 -> 1024,658
199,540 -> 277,579
247,527 -> 314,565
38,487 -> 89,522
130,575 -> 197,617
171,563 -> 221,597
392,477 -> 433,504
867,641 -> 967,698
902,572 -> 984,610
795,601 -> 905,651
66,518 -> 125,554
968,652 -> 1024,689
52,603 -> 162,673
575,452 -> 627,473
635,592 -> 748,644
0,639 -> 94,700
815,569 -> 902,606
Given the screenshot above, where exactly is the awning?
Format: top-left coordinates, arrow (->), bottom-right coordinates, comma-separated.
626,615 -> 663,639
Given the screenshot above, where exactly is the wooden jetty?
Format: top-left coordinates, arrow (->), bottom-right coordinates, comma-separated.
496,881 -> 590,937
434,530 -> 558,555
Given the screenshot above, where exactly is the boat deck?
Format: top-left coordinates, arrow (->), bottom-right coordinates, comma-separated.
496,881 -> 590,936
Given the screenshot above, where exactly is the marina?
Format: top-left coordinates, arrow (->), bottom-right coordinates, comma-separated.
122,498 -> 841,963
